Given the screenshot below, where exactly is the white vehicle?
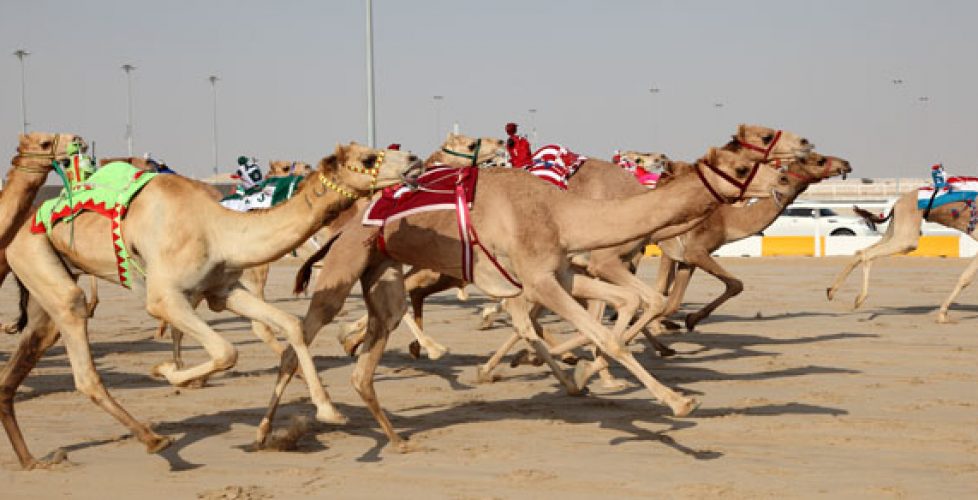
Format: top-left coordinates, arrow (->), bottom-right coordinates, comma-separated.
762,203 -> 880,237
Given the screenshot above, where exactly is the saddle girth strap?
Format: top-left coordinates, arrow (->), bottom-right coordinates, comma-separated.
454,170 -> 522,289
923,188 -> 940,221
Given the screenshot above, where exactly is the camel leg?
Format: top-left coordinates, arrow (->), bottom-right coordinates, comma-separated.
256,266 -> 360,445
145,288 -> 240,387
402,270 -> 456,360
223,285 -> 344,426
476,332 -> 520,382
654,254 -> 676,295
85,274 -> 99,318
155,320 -> 169,339
534,273 -> 697,416
0,297 -> 63,468
937,254 -> 978,323
351,264 -> 410,450
682,251 -> 742,331
503,296 -> 582,395
477,300 -> 502,330
853,236 -> 918,309
339,314 -> 369,356
242,265 -> 286,356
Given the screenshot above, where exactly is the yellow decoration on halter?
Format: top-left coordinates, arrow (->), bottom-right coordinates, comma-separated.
318,172 -> 359,200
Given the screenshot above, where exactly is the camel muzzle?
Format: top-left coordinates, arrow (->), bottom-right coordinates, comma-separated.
402,160 -> 425,185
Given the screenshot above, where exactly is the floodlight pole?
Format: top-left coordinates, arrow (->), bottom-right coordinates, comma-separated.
208,75 -> 220,175
121,64 -> 136,156
365,0 -> 376,147
13,49 -> 30,134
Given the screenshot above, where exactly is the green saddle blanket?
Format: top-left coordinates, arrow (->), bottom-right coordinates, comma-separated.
220,175 -> 304,212
31,161 -> 158,288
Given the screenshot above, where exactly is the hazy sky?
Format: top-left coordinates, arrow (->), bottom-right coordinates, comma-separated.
1,0 -> 976,179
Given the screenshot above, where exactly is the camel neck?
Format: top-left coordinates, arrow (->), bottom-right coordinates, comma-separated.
214,177 -> 352,268
553,173 -> 720,252
720,183 -> 808,241
0,165 -> 51,248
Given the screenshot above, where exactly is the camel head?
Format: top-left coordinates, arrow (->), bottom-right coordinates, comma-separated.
318,142 -> 423,197
429,133 -> 507,167
698,147 -> 791,205
787,152 -> 853,183
619,150 -> 670,172
12,132 -> 85,172
730,124 -> 813,162
268,160 -> 312,178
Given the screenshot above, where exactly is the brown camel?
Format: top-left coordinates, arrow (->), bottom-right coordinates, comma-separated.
654,154 -> 853,331
0,143 -> 422,469
826,189 -> 978,323
269,138 -> 792,452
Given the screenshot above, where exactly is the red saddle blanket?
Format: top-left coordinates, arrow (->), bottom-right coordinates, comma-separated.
363,166 -> 479,226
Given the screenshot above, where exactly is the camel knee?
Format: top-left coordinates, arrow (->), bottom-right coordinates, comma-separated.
728,280 -> 744,296
601,339 -> 628,359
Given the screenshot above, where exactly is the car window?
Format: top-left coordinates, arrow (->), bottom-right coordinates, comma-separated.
819,208 -> 838,216
784,208 -> 813,217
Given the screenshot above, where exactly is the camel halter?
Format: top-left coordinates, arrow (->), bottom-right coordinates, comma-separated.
737,130 -> 784,161
317,150 -> 385,200
785,157 -> 830,183
694,157 -> 763,204
12,135 -> 68,174
440,138 -> 482,167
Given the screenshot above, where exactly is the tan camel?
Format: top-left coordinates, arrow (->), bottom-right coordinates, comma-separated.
268,139 -> 791,452
267,160 -> 312,178
0,143 -> 422,469
0,133 -> 82,248
341,126 -> 816,385
654,154 -> 852,331
826,189 -> 978,323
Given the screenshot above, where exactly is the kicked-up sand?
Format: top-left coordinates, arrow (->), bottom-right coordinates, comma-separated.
0,256 -> 976,498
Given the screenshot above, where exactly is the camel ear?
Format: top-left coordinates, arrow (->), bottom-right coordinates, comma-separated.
736,124 -> 747,139
319,154 -> 338,173
333,144 -> 348,164
706,147 -> 719,165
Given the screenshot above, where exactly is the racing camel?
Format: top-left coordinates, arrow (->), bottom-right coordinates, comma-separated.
270,139 -> 791,451
0,143 -> 422,469
827,186 -> 978,323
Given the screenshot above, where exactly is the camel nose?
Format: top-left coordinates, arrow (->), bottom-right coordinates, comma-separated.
408,154 -> 418,162
779,174 -> 790,185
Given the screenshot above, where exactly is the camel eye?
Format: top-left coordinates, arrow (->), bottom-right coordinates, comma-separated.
817,157 -> 827,166
467,142 -> 477,151
636,158 -> 645,165
363,155 -> 377,168
761,134 -> 774,144
39,140 -> 52,149
735,166 -> 750,178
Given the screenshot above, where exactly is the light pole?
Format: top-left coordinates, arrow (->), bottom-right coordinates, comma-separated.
528,108 -> 537,144
365,0 -> 376,147
433,95 -> 444,144
13,49 -> 30,134
121,64 -> 136,156
648,86 -> 660,145
208,75 -> 220,175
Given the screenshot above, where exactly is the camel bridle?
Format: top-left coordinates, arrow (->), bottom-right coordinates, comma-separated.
316,150 -> 386,200
12,135 -> 71,174
785,156 -> 838,183
694,156 -> 763,204
440,138 -> 482,167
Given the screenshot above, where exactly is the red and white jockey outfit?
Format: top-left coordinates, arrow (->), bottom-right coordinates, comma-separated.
527,144 -> 587,190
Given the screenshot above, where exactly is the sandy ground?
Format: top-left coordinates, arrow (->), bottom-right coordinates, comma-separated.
0,256 -> 976,499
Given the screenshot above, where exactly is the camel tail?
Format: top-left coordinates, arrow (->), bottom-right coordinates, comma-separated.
853,205 -> 893,224
294,231 -> 342,295
13,277 -> 29,333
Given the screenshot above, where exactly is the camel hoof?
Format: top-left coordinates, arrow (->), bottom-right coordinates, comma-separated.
181,376 -> 208,389
936,314 -> 955,324
408,341 -> 422,360
1,323 -> 19,335
424,343 -> 449,361
394,439 -> 419,454
509,349 -> 531,368
853,296 -> 866,310
601,379 -> 629,391
572,360 -> 593,390
684,314 -> 698,332
145,435 -> 173,454
316,407 -> 349,425
475,366 -> 497,384
672,397 -> 700,417
661,319 -> 682,331
658,346 -> 677,357
342,338 -> 363,357
150,361 -> 177,380
559,353 -> 579,366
